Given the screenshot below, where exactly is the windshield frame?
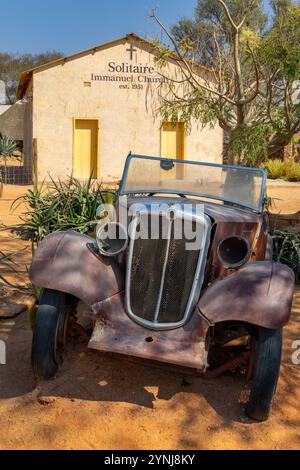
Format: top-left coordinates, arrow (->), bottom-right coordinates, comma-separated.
119,154 -> 267,213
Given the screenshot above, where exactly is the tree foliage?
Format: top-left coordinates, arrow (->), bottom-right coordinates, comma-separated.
172,0 -> 267,67
152,0 -> 300,165
0,51 -> 64,104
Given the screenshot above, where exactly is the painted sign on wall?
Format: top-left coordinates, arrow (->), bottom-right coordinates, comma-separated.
90,43 -> 167,90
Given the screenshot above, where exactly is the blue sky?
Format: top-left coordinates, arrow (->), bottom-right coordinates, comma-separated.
1,0 -> 274,55
1,0 -> 196,55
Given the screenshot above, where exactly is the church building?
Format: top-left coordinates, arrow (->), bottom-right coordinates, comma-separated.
17,34 -> 223,183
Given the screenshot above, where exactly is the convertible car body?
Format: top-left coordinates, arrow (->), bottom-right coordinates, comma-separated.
30,154 -> 295,421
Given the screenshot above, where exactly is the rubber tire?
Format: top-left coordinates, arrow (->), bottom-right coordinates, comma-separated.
31,289 -> 67,380
245,327 -> 282,422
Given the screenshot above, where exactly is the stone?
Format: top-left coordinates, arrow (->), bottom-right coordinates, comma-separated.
0,291 -> 36,319
37,396 -> 56,406
12,150 -> 22,158
0,302 -> 27,319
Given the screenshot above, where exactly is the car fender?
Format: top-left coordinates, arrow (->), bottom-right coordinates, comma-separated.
198,261 -> 295,329
265,234 -> 273,261
30,231 -> 124,305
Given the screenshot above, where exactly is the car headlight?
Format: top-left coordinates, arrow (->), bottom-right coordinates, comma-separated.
217,236 -> 251,269
96,221 -> 128,257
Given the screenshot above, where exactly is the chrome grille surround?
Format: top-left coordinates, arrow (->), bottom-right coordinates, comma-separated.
125,206 -> 211,331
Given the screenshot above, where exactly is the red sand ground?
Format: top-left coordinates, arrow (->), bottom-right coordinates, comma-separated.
0,183 -> 299,450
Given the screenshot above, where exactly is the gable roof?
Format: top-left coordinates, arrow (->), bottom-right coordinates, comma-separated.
17,33 -> 211,99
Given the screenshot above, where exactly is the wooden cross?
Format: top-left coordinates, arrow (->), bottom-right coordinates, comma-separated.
127,44 -> 137,60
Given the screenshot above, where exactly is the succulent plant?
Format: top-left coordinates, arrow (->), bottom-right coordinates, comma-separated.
0,133 -> 18,157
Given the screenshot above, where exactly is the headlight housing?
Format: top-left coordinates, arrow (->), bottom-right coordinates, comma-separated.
217,236 -> 251,269
96,221 -> 128,257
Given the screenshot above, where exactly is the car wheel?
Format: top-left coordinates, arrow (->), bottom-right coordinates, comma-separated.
31,289 -> 72,380
245,327 -> 282,422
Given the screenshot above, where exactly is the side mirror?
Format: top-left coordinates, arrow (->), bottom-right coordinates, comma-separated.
160,159 -> 175,171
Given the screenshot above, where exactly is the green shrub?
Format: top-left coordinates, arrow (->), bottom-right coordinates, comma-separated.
13,176 -> 117,244
262,159 -> 300,182
272,230 -> 300,284
263,159 -> 285,179
284,161 -> 300,182
0,134 -> 18,157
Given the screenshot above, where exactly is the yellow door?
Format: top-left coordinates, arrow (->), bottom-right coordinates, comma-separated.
74,119 -> 98,178
161,122 -> 185,179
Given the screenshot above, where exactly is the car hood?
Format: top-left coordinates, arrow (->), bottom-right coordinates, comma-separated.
121,197 -> 261,224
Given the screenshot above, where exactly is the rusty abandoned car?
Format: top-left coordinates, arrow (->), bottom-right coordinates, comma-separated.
30,154 -> 295,421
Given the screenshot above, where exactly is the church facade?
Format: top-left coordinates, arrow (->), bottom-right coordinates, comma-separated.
18,34 -> 223,182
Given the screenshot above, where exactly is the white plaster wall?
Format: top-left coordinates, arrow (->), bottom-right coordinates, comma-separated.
31,38 -> 223,181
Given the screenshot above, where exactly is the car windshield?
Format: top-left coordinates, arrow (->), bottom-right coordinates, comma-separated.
119,155 -> 266,212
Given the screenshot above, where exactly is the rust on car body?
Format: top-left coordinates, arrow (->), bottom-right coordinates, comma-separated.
30,231 -> 124,305
89,293 -> 210,370
125,197 -> 264,285
198,261 -> 295,329
29,155 -> 296,421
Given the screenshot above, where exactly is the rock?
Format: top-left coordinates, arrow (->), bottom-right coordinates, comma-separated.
0,291 -> 36,319
37,396 -> 56,406
0,302 -> 27,319
12,150 -> 22,158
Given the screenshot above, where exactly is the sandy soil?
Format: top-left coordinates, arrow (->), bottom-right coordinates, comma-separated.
0,182 -> 299,450
0,292 -> 299,450
267,181 -> 300,214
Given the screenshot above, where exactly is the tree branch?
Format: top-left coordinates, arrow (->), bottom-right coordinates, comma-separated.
150,10 -> 236,106
242,42 -> 260,104
216,0 -> 238,31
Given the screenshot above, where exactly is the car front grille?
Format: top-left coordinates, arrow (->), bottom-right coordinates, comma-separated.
126,210 -> 211,330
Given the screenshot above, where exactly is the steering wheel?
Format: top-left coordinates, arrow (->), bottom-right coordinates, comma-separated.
147,193 -> 187,198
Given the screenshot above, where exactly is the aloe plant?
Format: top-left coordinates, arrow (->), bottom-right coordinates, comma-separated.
0,134 -> 18,157
0,133 -> 19,184
13,175 -> 117,245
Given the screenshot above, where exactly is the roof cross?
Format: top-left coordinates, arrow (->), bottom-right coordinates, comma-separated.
126,44 -> 137,61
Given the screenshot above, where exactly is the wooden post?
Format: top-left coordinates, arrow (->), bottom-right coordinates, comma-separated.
32,138 -> 38,187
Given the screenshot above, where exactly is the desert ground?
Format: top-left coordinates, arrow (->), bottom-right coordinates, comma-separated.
0,182 -> 299,450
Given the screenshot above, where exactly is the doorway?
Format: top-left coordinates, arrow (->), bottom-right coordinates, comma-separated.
161,122 -> 185,160
161,122 -> 185,179
73,119 -> 98,179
